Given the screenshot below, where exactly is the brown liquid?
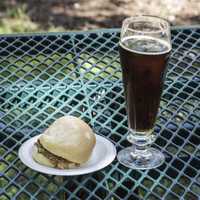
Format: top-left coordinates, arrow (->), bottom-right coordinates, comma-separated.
119,36 -> 171,132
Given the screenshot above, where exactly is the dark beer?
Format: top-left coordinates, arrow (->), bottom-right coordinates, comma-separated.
119,36 -> 171,133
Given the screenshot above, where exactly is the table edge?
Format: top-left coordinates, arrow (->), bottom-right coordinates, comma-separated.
0,25 -> 199,38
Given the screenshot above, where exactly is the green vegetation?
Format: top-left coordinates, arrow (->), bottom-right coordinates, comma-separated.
0,51 -> 120,85
0,4 -> 64,34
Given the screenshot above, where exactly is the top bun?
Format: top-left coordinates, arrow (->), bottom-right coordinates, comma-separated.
39,116 -> 96,164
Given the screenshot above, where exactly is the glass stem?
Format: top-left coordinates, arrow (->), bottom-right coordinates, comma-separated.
133,144 -> 151,156
127,132 -> 155,159
130,144 -> 152,165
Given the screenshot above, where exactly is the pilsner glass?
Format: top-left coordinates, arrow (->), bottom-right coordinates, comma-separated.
117,16 -> 171,169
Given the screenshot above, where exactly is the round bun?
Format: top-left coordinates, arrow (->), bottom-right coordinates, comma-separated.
32,145 -> 54,167
39,116 -> 96,164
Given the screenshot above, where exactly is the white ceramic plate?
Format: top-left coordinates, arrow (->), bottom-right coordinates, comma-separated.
18,134 -> 116,176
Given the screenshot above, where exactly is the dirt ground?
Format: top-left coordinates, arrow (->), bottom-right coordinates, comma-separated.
3,0 -> 200,30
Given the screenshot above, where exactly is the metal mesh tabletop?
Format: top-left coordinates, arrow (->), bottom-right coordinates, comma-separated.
0,27 -> 200,200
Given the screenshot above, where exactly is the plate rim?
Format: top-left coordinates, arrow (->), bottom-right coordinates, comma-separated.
18,134 -> 116,176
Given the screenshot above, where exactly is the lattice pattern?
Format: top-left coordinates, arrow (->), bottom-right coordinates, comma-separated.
0,28 -> 200,200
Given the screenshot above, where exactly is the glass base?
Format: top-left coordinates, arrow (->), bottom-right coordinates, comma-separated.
117,146 -> 165,169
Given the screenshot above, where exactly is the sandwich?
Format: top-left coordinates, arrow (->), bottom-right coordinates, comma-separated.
32,116 -> 96,169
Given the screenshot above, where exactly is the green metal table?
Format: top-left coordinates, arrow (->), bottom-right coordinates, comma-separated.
0,27 -> 200,200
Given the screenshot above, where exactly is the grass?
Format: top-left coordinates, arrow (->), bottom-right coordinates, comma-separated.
0,50 -> 121,86
0,4 -> 65,34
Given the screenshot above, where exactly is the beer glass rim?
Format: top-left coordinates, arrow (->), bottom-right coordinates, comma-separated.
121,15 -> 170,34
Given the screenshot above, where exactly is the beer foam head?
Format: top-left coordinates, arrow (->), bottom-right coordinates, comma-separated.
120,35 -> 171,55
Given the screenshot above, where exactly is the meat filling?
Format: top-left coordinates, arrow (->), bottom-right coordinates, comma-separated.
35,140 -> 80,169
